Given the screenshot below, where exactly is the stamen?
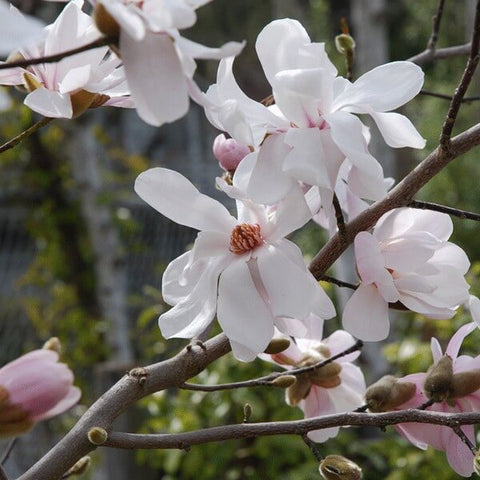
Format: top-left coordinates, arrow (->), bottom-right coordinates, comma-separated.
229,223 -> 263,255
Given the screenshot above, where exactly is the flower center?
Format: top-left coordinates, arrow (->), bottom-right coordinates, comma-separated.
229,223 -> 263,255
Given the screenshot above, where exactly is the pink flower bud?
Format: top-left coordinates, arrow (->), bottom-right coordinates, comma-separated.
0,349 -> 80,437
212,134 -> 250,172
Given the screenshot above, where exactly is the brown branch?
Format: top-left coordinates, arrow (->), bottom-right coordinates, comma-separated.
440,0 -> 480,150
16,334 -> 232,480
427,0 -> 446,51
408,43 -> 471,65
0,37 -> 116,71
420,89 -> 480,102
104,410 -> 480,450
409,200 -> 480,221
452,425 -> 477,456
308,122 -> 480,280
332,193 -> 346,238
319,275 -> 357,290
181,340 -> 363,392
0,117 -> 53,154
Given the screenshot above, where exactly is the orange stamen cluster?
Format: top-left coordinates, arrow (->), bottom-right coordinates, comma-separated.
229,223 -> 263,255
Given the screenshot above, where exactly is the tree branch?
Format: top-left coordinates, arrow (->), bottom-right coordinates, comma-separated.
0,117 -> 53,154
427,0 -> 446,51
420,89 -> 480,102
319,275 -> 357,290
308,123 -> 480,280
409,200 -> 480,221
0,37 -> 116,71
16,334 -> 232,480
104,410 -> 480,450
409,43 -> 471,65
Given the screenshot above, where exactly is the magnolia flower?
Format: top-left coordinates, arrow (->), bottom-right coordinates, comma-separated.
262,329 -> 365,442
200,18 -> 424,208
92,0 -> 244,126
135,167 -> 335,361
213,133 -> 250,173
393,322 -> 480,477
0,349 -> 80,437
0,0 -> 131,118
343,208 -> 470,341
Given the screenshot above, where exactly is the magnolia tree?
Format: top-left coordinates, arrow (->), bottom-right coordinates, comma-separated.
2,0 -> 480,479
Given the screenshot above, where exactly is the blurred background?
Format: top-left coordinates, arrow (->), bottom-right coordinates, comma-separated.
1,0 -> 480,478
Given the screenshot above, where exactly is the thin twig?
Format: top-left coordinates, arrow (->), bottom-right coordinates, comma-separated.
408,43 -> 471,65
302,434 -> 323,462
410,200 -> 480,221
0,439 -> 16,466
0,37 -> 116,71
319,275 -> 357,290
104,410 -> 480,450
440,0 -> 480,150
417,399 -> 435,410
427,0 -> 446,51
332,193 -> 347,238
452,425 -> 477,456
420,89 -> 480,102
181,341 -> 363,392
0,117 -> 53,154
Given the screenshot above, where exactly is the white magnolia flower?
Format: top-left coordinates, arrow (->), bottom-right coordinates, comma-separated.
343,208 -> 471,341
200,18 -> 425,207
93,0 -> 244,126
135,167 -> 335,361
262,329 -> 365,442
0,0 -> 131,118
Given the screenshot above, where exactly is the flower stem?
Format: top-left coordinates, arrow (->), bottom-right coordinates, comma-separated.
0,117 -> 53,154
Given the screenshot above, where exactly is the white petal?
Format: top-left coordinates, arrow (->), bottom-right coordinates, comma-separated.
176,36 -> 245,60
333,61 -> 424,112
24,87 -> 72,118
122,31 -> 189,126
370,111 -> 425,149
162,251 -> 196,305
58,65 -> 91,94
135,168 -> 236,232
217,259 -> 275,361
445,322 -> 476,360
104,1 -> 145,40
469,295 -> 480,328
382,234 -> 437,272
342,283 -> 390,341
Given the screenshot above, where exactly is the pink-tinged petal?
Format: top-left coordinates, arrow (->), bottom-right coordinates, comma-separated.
373,208 -> 413,241
142,0 -> 197,30
369,111 -> 425,149
394,274 -> 436,295
135,168 -> 236,232
399,293 -> 456,319
190,231 -> 231,264
431,337 -> 443,364
382,234 -> 437,272
0,66 -> 24,85
445,322 -> 476,360
327,366 -> 365,411
469,295 -> 480,328
326,111 -> 387,200
103,1 -> 146,41
0,350 -> 58,381
274,316 -> 309,339
342,283 -> 390,341
58,65 -> 92,94
256,245 -> 319,320
443,426 -> 475,477
302,387 -> 339,442
333,61 -> 424,112
431,243 -> 470,274
159,257 -> 228,339
217,259 -> 275,361
298,313 -> 325,340
283,128 -> 343,189
325,330 -> 361,363
24,87 -> 73,118
122,31 -> 188,126
34,386 -> 81,421
246,133 -> 297,204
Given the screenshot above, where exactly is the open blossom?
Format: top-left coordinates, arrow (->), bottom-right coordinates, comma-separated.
262,329 -> 365,442
0,0 -> 131,118
92,0 -> 244,126
393,323 -> 480,477
199,18 -> 424,208
135,167 -> 335,361
343,208 -> 470,341
0,349 -> 80,437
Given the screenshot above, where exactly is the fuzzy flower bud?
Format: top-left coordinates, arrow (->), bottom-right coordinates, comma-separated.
365,375 -> 416,412
0,349 -> 80,438
319,455 -> 362,480
423,356 -> 454,403
213,134 -> 250,173
264,338 -> 291,355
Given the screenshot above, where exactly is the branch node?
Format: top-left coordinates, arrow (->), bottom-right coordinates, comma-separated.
128,367 -> 148,386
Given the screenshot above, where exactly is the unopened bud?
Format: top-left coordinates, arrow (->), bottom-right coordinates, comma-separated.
319,455 -> 362,480
64,456 -> 91,477
93,3 -> 120,38
310,362 -> 342,388
213,134 -> 250,173
286,375 -> 311,406
272,375 -> 297,388
243,403 -> 252,422
264,338 -> 291,355
423,356 -> 454,402
366,375 -> 416,412
335,34 -> 356,55
88,427 -> 108,445
71,90 -> 107,118
43,337 -> 62,354
451,370 -> 480,399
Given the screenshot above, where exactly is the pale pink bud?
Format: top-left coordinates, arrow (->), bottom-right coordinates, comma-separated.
0,349 -> 81,437
212,134 -> 250,172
